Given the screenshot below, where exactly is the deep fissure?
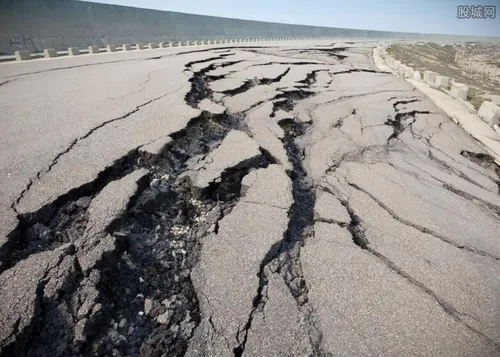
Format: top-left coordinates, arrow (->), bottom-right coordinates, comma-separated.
233,89 -> 317,357
385,110 -> 430,141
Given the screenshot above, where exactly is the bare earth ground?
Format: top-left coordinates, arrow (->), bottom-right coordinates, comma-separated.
387,42 -> 500,108
0,40 -> 500,357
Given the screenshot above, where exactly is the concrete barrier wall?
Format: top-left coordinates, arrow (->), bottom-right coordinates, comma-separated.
1,0 -> 499,54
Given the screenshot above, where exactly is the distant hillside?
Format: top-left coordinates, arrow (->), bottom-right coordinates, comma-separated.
0,0 -> 498,54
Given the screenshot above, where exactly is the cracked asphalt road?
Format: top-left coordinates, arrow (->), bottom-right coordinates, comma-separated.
1,40 -> 500,357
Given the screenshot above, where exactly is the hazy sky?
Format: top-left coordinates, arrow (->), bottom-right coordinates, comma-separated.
84,0 -> 500,37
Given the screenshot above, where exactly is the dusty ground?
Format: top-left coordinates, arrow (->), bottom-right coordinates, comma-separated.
1,40 -> 500,357
387,42 -> 500,108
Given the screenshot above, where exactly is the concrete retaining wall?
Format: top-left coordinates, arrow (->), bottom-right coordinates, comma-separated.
2,0 -> 500,54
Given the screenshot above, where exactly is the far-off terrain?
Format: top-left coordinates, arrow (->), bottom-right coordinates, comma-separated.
388,42 -> 500,109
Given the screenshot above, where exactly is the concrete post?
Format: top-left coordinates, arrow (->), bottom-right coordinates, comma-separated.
122,44 -> 131,51
206,40 -> 211,45
404,67 -> 414,78
168,42 -> 173,47
159,42 -> 166,48
147,43 -> 156,49
136,44 -> 144,50
423,71 -> 437,85
177,41 -> 182,47
68,47 -> 80,56
193,41 -> 198,45
43,49 -> 57,58
450,83 -> 469,100
434,75 -> 450,88
478,101 -> 500,127
15,50 -> 31,61
107,45 -> 116,52
88,46 -> 99,54
185,41 -> 190,46
398,64 -> 407,76
413,71 -> 421,80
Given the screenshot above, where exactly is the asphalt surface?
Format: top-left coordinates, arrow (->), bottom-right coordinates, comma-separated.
1,40 -> 499,357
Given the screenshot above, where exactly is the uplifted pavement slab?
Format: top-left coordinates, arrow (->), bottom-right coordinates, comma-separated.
77,169 -> 149,272
15,87 -> 198,215
223,85 -> 280,113
246,102 -> 291,170
184,130 -> 261,190
242,274 -> 313,357
3,40 -> 500,357
187,165 -> 293,355
0,244 -> 75,352
342,179 -> 500,344
198,99 -> 226,114
302,222 -> 499,357
407,75 -> 500,163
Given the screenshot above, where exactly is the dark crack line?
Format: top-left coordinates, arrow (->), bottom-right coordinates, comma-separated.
340,197 -> 499,350
332,108 -> 356,129
12,91 -> 177,211
391,98 -> 420,112
0,78 -> 16,87
314,88 -> 418,110
222,67 -> 292,97
259,67 -> 291,85
233,87 -> 316,357
297,69 -> 329,86
426,143 -> 499,186
442,183 -> 500,218
385,110 -> 431,142
348,182 -> 500,262
184,57 -> 244,108
4,57 -> 152,80
427,150 -> 494,192
331,68 -> 391,75
250,61 -> 325,66
176,46 -> 277,56
365,246 -> 499,350
184,53 -> 233,68
397,155 -> 500,219
221,80 -> 255,96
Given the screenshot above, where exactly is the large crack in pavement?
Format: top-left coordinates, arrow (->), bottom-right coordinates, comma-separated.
0,110 -> 246,357
385,110 -> 431,142
1,148 -> 141,273
221,67 -> 292,98
337,196 -> 500,351
297,69 -> 329,86
1,50 -> 268,356
347,182 -> 499,261
85,118 -> 275,357
232,91 -> 317,357
11,90 -> 181,216
4,44 -> 500,357
183,54 -> 239,108
460,150 -> 500,193
316,179 -> 500,352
